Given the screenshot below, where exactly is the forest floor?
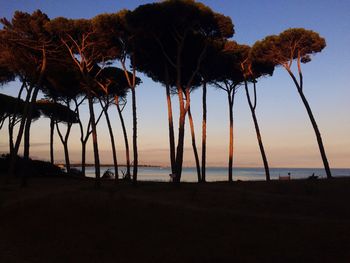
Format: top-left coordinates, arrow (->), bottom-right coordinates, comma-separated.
1,176 -> 350,263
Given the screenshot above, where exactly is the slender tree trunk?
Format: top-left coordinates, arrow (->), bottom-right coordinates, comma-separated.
165,84 -> 176,175
164,67 -> 176,175
102,105 -> 119,183
187,107 -> 201,182
228,91 -> 235,182
244,81 -> 270,181
298,88 -> 332,179
115,96 -> 131,179
63,142 -> 70,173
8,117 -> 14,155
56,121 -> 72,173
81,140 -> 87,176
8,83 -> 25,156
174,88 -> 186,182
23,86 -> 40,159
7,84 -> 34,180
201,81 -> 207,182
286,68 -> 332,179
87,95 -> 101,187
131,88 -> 138,185
50,117 -> 54,164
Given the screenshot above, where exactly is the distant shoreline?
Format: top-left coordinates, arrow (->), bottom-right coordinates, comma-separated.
66,164 -> 162,168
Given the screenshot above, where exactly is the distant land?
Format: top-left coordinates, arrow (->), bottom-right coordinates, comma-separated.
66,163 -> 162,168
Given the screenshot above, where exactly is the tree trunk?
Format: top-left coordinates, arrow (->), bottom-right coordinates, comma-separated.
81,140 -> 87,176
131,88 -> 138,185
244,81 -> 270,181
165,84 -> 176,175
201,81 -> 207,182
7,84 -> 34,180
298,89 -> 332,179
63,141 -> 70,173
23,86 -> 40,160
187,107 -> 201,182
287,69 -> 332,179
103,105 -> 119,183
50,117 -> 54,164
115,97 -> 131,179
87,95 -> 101,188
8,117 -> 14,156
174,88 -> 186,182
228,92 -> 235,182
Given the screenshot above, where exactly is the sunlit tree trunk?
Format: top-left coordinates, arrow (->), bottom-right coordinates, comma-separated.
131,87 -> 138,184
101,102 -> 119,183
201,81 -> 207,182
115,96 -> 131,179
285,58 -> 332,179
244,80 -> 270,181
87,94 -> 101,188
174,87 -> 186,182
227,90 -> 235,182
187,107 -> 201,182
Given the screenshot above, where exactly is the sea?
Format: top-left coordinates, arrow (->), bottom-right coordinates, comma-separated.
84,166 -> 350,182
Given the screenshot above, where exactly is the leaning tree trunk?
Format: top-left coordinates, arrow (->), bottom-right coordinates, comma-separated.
7,84 -> 34,181
187,107 -> 201,182
227,91 -> 235,182
87,95 -> 101,188
244,81 -> 270,181
56,121 -> 73,174
201,81 -> 207,182
131,88 -> 138,185
50,117 -> 55,164
102,105 -> 119,183
23,86 -> 40,160
8,83 -> 26,157
286,66 -> 332,179
297,86 -> 332,179
115,97 -> 131,179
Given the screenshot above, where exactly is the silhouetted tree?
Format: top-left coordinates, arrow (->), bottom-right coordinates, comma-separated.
95,66 -> 133,183
252,28 -> 332,179
36,99 -> 78,170
239,45 -> 274,181
127,0 -> 233,181
48,13 -> 125,187
1,10 -> 54,181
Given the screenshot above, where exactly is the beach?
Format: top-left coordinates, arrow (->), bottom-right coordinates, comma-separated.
1,177 -> 350,262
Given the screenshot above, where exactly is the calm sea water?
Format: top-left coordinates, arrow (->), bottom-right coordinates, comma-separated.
83,166 -> 350,182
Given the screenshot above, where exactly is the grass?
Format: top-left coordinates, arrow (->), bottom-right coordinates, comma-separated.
1,177 -> 350,262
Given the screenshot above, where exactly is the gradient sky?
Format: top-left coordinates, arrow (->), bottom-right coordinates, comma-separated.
0,0 -> 349,168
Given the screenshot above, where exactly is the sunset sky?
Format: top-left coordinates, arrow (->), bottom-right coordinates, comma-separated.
0,0 -> 349,168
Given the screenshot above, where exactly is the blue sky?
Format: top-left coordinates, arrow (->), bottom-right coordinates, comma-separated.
0,0 -> 349,168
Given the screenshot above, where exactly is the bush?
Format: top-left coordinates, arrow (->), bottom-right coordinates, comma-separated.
0,154 -> 65,177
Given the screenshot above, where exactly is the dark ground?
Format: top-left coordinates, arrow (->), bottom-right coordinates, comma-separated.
1,177 -> 350,263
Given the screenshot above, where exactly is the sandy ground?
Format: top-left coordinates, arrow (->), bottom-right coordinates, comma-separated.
1,177 -> 350,263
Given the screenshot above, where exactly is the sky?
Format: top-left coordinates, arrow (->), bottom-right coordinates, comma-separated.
0,0 -> 349,168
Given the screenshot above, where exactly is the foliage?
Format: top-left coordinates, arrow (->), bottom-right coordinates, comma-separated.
251,28 -> 326,68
